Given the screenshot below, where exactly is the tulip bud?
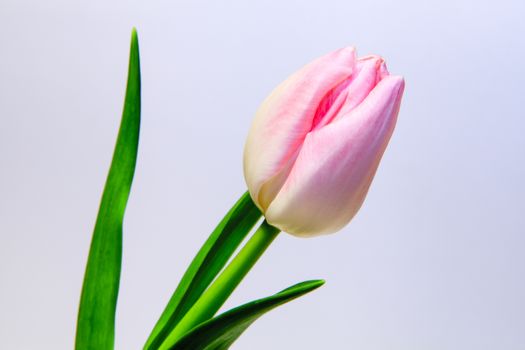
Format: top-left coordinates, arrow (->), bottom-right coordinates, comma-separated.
243,47 -> 404,237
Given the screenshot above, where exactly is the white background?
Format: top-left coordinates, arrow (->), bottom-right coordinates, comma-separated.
1,0 -> 524,349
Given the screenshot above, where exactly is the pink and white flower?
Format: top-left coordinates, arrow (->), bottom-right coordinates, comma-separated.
243,47 -> 404,237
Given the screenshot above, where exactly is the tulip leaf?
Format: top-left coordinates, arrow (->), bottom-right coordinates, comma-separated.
168,280 -> 325,350
75,28 -> 141,350
144,192 -> 262,350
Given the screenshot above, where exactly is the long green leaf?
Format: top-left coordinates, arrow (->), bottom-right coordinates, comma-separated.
75,28 -> 141,350
169,280 -> 325,350
145,192 -> 262,349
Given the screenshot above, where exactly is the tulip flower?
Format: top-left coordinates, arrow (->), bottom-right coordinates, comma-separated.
76,33 -> 407,350
243,47 -> 404,237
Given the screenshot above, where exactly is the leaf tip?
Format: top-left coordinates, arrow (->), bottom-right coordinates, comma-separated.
130,28 -> 140,57
313,279 -> 325,287
304,279 -> 325,291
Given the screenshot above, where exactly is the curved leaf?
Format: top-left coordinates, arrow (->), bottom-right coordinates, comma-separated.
170,280 -> 325,350
145,192 -> 262,349
75,28 -> 141,350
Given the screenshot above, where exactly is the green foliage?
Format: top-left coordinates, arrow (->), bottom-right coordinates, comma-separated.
170,280 -> 325,350
145,193 -> 262,349
75,29 -> 141,350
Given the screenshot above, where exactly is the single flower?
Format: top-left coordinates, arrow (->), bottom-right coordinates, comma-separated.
243,47 -> 404,237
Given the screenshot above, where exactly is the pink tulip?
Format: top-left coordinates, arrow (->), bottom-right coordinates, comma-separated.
243,47 -> 404,237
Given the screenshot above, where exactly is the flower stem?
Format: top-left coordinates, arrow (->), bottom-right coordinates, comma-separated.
159,220 -> 280,349
144,192 -> 261,350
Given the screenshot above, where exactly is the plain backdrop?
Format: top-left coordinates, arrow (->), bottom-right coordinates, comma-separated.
1,0 -> 524,349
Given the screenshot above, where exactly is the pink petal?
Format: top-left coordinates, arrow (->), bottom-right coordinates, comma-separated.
332,56 -> 389,123
244,47 -> 357,211
265,76 -> 405,236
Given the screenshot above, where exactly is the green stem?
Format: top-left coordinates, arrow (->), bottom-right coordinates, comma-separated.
159,220 -> 280,349
144,192 -> 261,350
